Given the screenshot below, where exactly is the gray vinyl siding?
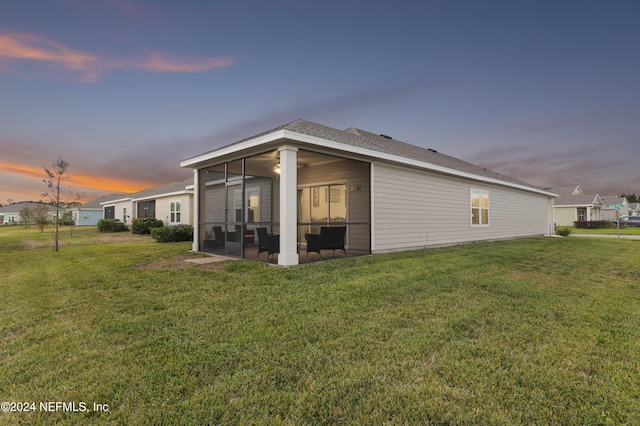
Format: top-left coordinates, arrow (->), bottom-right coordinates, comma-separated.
372,162 -> 549,253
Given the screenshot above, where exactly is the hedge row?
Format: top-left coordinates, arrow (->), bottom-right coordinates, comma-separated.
97,219 -> 128,232
151,225 -> 193,243
573,220 -> 615,229
131,218 -> 164,234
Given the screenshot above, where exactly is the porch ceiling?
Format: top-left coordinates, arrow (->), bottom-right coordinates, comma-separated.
206,149 -> 349,178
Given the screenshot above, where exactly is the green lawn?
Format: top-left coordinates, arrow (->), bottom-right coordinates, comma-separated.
565,225 -> 640,235
1,227 -> 639,425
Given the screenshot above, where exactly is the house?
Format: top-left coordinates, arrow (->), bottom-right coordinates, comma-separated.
629,203 -> 640,216
0,201 -> 56,225
100,179 -> 194,226
546,185 -> 603,226
69,194 -> 127,226
600,195 -> 630,221
180,119 -> 557,266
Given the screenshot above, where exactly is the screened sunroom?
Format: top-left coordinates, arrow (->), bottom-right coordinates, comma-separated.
192,147 -> 371,265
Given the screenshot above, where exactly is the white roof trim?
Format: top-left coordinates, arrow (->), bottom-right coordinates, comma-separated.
100,197 -> 132,205
132,189 -> 193,202
181,129 -> 557,197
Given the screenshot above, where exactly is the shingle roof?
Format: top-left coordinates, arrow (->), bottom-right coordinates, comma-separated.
554,194 -> 601,206
0,201 -> 56,213
130,178 -> 193,200
600,195 -> 626,207
191,119 -> 545,192
80,194 -> 128,209
545,185 -> 582,197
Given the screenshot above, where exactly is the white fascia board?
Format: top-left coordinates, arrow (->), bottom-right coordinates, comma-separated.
180,128 -> 557,198
281,131 -> 558,198
100,197 -> 132,206
132,190 -> 193,202
180,130 -> 288,168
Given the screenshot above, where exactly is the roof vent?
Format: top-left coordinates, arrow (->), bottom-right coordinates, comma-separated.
427,148 -> 438,153
380,134 -> 392,139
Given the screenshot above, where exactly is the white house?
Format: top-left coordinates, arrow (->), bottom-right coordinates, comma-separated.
547,185 -> 603,226
100,179 -> 194,226
0,201 -> 57,225
600,195 -> 630,221
180,119 -> 556,266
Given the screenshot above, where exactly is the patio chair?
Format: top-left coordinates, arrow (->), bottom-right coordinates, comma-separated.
203,226 -> 225,251
305,226 -> 346,260
256,227 -> 279,261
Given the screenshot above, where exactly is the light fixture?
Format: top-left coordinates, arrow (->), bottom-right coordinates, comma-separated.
274,163 -> 281,174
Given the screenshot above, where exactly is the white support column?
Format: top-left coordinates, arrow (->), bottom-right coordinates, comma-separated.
278,145 -> 299,266
192,169 -> 200,252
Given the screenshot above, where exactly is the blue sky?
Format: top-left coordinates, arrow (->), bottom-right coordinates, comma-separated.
1,0 -> 639,204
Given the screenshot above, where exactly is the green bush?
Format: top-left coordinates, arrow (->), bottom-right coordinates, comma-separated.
97,219 -> 128,232
151,225 -> 194,243
131,218 -> 164,235
558,227 -> 571,237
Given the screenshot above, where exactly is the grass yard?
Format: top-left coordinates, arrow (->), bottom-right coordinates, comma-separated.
1,227 -> 639,425
566,226 -> 640,236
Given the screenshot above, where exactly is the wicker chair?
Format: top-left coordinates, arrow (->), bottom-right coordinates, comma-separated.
256,227 -> 279,261
305,226 -> 346,260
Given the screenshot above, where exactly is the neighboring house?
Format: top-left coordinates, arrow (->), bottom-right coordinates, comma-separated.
0,201 -> 56,225
180,119 -> 557,266
546,185 -> 603,226
100,179 -> 194,226
629,203 -> 640,216
101,195 -> 133,225
130,179 -> 194,226
600,195 -> 630,221
69,194 -> 127,226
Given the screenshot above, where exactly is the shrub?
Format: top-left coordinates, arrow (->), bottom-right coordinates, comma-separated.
131,218 -> 164,235
151,225 -> 194,243
573,220 -> 608,229
97,219 -> 128,232
558,227 -> 571,237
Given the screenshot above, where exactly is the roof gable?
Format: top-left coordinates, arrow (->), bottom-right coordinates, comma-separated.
545,185 -> 583,196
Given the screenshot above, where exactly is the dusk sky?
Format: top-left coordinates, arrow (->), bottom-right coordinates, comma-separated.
1,0 -> 639,205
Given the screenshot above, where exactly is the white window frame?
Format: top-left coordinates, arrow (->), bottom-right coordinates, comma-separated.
233,186 -> 261,223
170,201 -> 181,224
470,188 -> 490,227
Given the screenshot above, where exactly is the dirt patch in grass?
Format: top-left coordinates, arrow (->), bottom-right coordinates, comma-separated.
138,254 -> 231,270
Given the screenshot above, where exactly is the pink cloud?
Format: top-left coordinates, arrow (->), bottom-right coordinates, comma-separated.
0,33 -> 234,82
126,51 -> 235,73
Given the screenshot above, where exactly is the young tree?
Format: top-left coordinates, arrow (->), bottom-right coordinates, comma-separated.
19,205 -> 35,227
43,157 -> 71,251
33,203 -> 51,232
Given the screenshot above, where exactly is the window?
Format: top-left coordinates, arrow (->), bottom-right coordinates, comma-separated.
170,201 -> 181,223
246,188 -> 260,223
470,188 -> 489,226
297,183 -> 347,239
577,208 -> 586,221
232,187 -> 260,223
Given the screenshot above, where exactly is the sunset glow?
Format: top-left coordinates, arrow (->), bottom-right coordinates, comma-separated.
0,161 -> 154,194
